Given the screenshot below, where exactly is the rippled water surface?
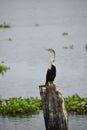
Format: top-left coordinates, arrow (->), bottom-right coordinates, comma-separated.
0,0 -> 87,129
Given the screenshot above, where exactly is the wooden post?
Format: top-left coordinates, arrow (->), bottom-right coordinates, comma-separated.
39,84 -> 68,130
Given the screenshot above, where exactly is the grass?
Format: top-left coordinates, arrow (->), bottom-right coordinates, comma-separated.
0,22 -> 11,28
0,61 -> 10,75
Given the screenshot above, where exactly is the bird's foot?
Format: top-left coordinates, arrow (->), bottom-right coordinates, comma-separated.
48,82 -> 53,86
48,82 -> 51,86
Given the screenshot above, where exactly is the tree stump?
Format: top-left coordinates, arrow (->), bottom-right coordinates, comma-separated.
39,84 -> 68,130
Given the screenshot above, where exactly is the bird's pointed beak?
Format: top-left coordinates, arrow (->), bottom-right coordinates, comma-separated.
45,48 -> 50,52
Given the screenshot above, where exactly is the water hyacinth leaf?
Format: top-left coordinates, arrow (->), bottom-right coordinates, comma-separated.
0,97 -> 42,115
0,22 -> 11,28
0,62 -> 10,75
64,94 -> 87,114
63,44 -> 74,49
85,44 -> 87,49
62,32 -> 68,36
0,94 -> 87,115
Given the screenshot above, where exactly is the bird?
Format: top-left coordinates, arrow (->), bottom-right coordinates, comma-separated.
45,48 -> 56,86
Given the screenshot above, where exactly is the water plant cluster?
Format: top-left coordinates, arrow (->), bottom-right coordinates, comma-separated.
0,61 -> 10,75
63,44 -> 74,49
63,44 -> 87,50
62,32 -> 68,36
62,31 -> 87,50
0,22 -> 11,28
0,94 -> 87,116
64,94 -> 87,114
85,44 -> 87,49
8,37 -> 12,41
0,97 -> 42,115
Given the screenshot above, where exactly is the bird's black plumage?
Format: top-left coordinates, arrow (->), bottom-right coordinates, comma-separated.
45,64 -> 56,85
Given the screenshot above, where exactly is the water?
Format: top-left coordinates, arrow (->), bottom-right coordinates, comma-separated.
0,112 -> 87,130
0,0 -> 87,129
0,111 -> 45,130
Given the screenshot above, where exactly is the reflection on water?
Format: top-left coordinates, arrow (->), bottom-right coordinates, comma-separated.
0,111 -> 87,130
0,0 -> 87,129
0,111 -> 45,130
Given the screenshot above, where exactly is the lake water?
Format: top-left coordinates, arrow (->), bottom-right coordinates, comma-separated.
0,0 -> 87,129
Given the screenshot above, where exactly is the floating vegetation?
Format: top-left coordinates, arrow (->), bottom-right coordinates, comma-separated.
0,61 -> 10,75
64,94 -> 87,114
8,37 -> 12,41
85,44 -> 87,49
0,94 -> 87,116
0,22 -> 11,28
69,44 -> 74,49
1,60 -> 5,64
63,44 -> 74,49
62,32 -> 68,36
0,97 -> 42,116
63,46 -> 68,49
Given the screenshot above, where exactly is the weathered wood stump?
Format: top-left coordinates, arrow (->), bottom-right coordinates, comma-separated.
39,84 -> 68,130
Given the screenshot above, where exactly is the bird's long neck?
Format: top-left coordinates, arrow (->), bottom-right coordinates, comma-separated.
52,49 -> 55,62
50,58 -> 55,67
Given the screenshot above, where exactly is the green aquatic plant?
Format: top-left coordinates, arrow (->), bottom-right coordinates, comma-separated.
1,61 -> 5,63
85,44 -> 87,49
0,97 -> 42,115
64,93 -> 87,114
63,44 -> 74,49
63,46 -> 68,49
0,62 -> 10,75
62,32 -> 68,36
8,37 -> 12,41
0,94 -> 87,116
0,22 -> 11,28
69,44 -> 74,49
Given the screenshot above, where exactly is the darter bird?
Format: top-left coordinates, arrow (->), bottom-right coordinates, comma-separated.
45,48 -> 56,86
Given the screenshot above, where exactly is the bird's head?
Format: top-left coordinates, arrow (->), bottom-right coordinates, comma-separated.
45,48 -> 53,52
45,48 -> 56,61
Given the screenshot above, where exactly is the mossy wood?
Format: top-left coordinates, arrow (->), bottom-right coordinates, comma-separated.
39,84 -> 68,130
